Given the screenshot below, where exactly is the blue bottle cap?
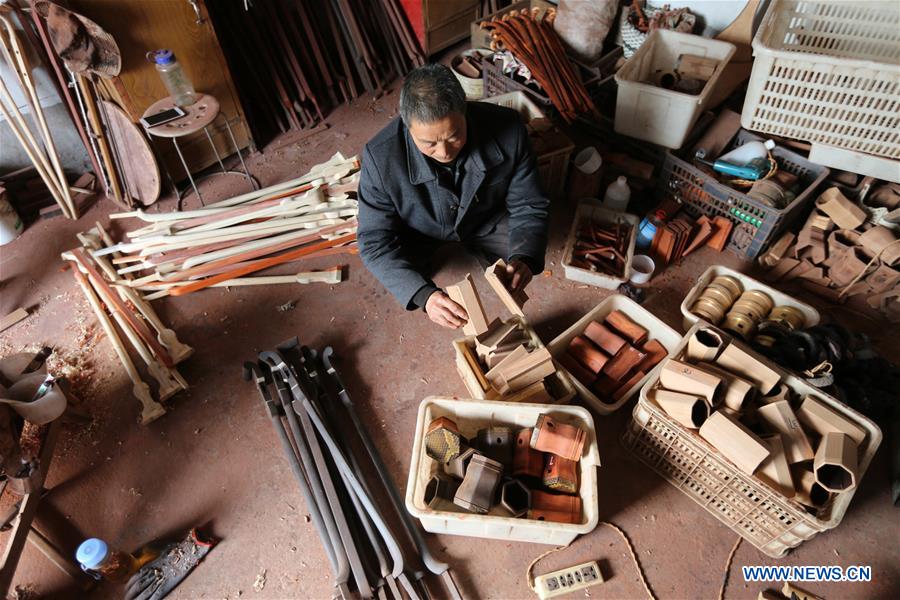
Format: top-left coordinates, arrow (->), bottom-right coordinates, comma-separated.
149,49 -> 175,65
76,538 -> 108,570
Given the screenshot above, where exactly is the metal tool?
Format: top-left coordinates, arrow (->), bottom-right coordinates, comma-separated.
322,347 -> 464,600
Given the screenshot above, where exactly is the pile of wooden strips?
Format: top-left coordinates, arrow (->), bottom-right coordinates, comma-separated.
207,0 -> 423,143
62,223 -> 192,425
93,153 -> 360,300
481,8 -> 598,123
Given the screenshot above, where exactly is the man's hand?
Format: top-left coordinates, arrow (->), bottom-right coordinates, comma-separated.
425,291 -> 469,329
506,259 -> 532,293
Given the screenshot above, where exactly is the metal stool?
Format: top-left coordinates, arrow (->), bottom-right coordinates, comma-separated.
141,93 -> 258,208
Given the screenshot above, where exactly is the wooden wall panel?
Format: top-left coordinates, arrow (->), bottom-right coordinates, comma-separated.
66,0 -> 252,181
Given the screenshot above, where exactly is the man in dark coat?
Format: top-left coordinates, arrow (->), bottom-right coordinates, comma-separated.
358,64 -> 550,329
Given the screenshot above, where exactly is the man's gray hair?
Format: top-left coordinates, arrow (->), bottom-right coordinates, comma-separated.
399,64 -> 466,127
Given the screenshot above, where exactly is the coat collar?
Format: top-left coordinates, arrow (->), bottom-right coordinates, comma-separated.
404,109 -> 505,186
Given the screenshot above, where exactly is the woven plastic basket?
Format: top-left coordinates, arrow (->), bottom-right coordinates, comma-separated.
741,0 -> 900,160
622,324 -> 883,558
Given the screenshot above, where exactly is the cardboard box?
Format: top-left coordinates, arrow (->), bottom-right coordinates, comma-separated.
699,411 -> 770,475
757,435 -> 795,497
813,432 -> 858,492
715,342 -> 781,394
649,388 -> 709,429
756,400 -> 815,464
685,328 -> 726,362
796,396 -> 867,446
658,359 -> 722,404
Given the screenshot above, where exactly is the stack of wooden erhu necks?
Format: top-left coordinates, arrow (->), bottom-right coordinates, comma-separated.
60,154 -> 359,423
481,8 -> 599,123
0,7 -> 76,218
207,0 -> 423,141
89,153 -> 360,300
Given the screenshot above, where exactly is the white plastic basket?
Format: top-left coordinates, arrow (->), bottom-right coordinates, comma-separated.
680,265 -> 820,332
405,397 -> 601,545
562,201 -> 638,289
614,29 -> 735,149
741,0 -> 900,160
623,324 -> 882,558
547,295 -> 681,415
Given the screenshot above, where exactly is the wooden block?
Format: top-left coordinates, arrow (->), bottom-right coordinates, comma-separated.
650,388 -> 709,429
813,432 -> 858,492
759,231 -> 796,267
677,53 -> 720,80
460,343 -> 490,392
757,434 -> 795,496
765,257 -> 800,282
513,380 -> 553,404
475,320 -> 518,355
559,351 -> 597,387
0,308 -> 29,332
583,322 -> 626,356
568,335 -> 608,374
756,400 -> 813,465
604,310 -> 648,345
716,342 -> 781,394
707,216 -> 733,251
601,345 -> 646,382
699,411 -> 770,474
796,395 -> 867,445
683,218 -> 713,256
591,374 -> 620,401
816,187 -> 866,230
446,273 -> 491,336
692,108 -> 742,160
635,339 -> 667,372
658,359 -> 722,404
612,370 -> 645,402
484,259 -> 527,318
485,345 -> 530,389
502,347 -> 556,393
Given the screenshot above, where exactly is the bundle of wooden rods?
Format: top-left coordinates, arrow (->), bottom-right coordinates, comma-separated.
0,7 -> 76,218
207,0 -> 423,144
85,153 -> 360,300
481,8 -> 598,123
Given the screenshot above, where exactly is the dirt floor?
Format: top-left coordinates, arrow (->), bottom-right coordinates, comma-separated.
2,81 -> 899,600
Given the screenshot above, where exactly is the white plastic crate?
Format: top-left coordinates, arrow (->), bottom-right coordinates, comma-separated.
405,397 -> 601,545
680,265 -> 820,332
623,324 -> 882,558
562,201 -> 638,289
547,295 -> 681,415
741,0 -> 900,160
614,29 -> 735,149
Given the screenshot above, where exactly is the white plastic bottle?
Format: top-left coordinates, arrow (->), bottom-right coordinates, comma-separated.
603,176 -> 631,211
718,139 -> 775,164
147,49 -> 197,107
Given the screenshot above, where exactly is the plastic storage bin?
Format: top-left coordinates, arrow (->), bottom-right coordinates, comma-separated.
614,29 -> 735,149
680,265 -> 820,332
562,201 -> 638,289
479,91 -> 574,200
547,295 -> 681,414
659,129 -> 830,259
622,324 -> 882,558
741,0 -> 900,161
406,397 -> 601,544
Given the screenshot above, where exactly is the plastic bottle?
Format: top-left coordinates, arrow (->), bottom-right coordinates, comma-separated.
603,176 -> 631,211
76,538 -> 140,582
147,50 -> 197,107
718,139 -> 775,164
636,210 -> 666,250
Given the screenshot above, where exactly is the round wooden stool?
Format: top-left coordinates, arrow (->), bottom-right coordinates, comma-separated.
142,93 -> 257,208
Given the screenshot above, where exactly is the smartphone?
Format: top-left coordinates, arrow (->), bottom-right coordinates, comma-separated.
140,107 -> 186,128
